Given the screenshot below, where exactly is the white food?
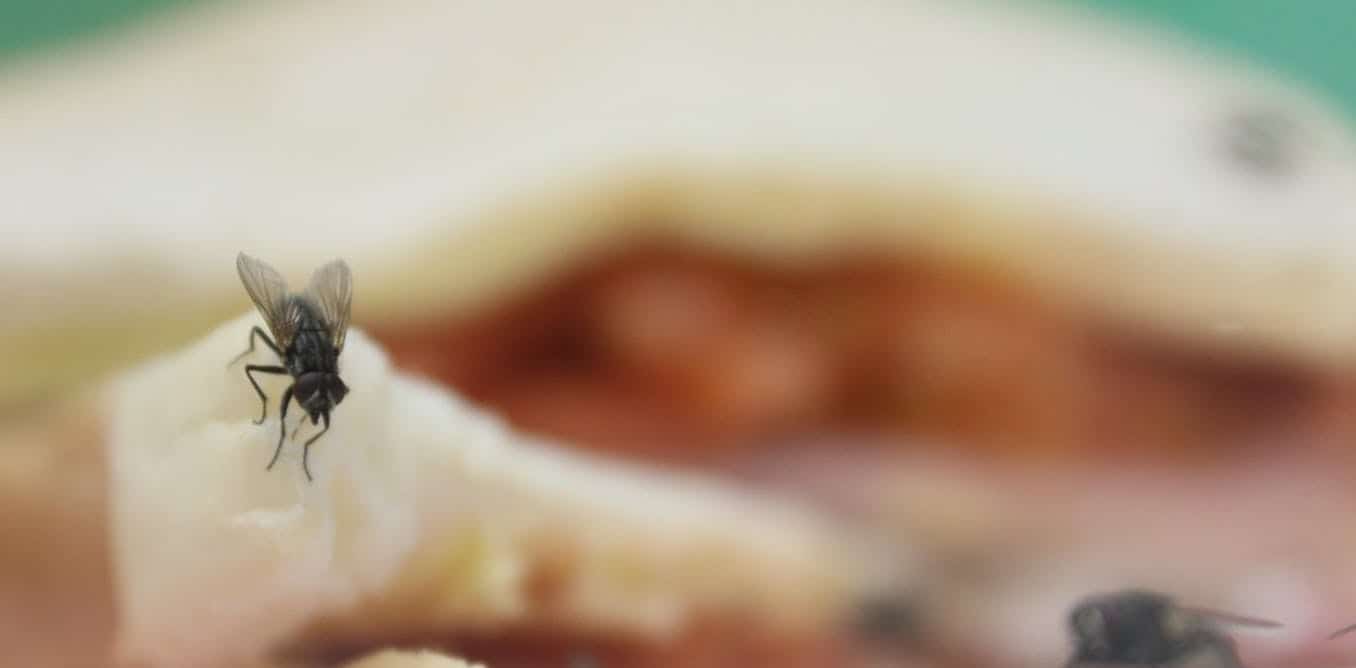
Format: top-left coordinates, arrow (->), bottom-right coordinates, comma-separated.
108,313 -> 891,667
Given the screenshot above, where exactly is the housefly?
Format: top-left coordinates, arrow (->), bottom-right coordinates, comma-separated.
1065,589 -> 1281,668
230,252 -> 352,482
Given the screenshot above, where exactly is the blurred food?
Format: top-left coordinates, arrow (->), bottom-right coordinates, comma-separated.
0,393 -> 111,667
371,242 -> 1335,465
1,0 -> 1356,667
5,0 -> 1356,405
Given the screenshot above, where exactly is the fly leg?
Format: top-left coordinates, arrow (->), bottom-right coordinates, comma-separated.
230,326 -> 282,366
243,365 -> 288,425
289,409 -> 322,442
266,384 -> 295,472
301,412 -> 329,483
290,414 -> 309,441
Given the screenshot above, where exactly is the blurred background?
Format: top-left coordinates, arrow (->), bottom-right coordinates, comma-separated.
3,0 -> 1355,112
2,0 -> 1356,667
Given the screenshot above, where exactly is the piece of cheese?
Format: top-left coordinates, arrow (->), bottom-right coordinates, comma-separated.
108,313 -> 898,667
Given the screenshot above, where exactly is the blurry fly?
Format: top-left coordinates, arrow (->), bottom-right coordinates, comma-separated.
1065,589 -> 1281,668
230,252 -> 353,482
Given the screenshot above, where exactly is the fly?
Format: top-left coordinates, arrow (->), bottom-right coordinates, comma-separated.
1065,589 -> 1281,668
230,252 -> 353,482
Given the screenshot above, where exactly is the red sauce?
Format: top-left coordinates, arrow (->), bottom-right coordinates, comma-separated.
371,242 -> 1331,468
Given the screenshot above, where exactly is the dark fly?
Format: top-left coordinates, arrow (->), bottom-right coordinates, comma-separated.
1065,589 -> 1281,668
230,252 -> 353,482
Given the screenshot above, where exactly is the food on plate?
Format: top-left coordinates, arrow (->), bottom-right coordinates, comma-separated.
2,0 -> 1356,666
105,313 -> 904,667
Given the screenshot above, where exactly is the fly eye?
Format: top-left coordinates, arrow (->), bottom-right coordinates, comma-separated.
1074,607 -> 1107,639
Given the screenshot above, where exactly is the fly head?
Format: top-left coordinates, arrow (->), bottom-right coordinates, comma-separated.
295,372 -> 347,419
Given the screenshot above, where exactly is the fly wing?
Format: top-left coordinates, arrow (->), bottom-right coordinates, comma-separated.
1177,606 -> 1283,630
304,258 -> 353,353
236,252 -> 300,349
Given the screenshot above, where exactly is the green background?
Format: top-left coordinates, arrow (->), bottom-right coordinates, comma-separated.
0,0 -> 1352,120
